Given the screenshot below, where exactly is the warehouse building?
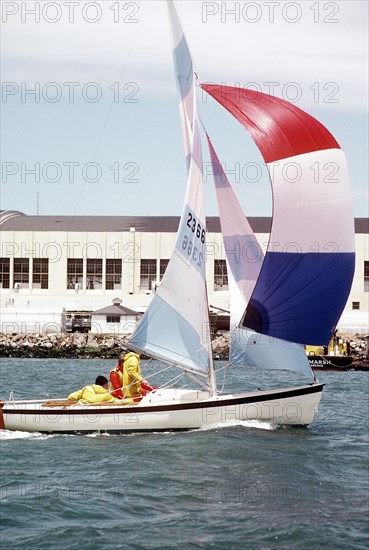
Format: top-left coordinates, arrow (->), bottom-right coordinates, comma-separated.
0,211 -> 368,334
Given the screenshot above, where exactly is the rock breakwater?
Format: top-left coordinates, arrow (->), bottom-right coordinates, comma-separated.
0,333 -> 231,360
0,333 -> 125,359
0,332 -> 366,362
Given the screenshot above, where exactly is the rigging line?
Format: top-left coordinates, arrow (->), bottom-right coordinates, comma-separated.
197,330 -> 231,357
141,363 -> 173,380
129,338 -> 209,372
140,357 -> 154,372
213,362 -> 232,393
186,371 -> 210,391
72,1 -> 147,216
111,363 -> 175,390
213,362 -> 232,374
197,110 -> 208,138
160,371 -> 210,391
212,330 -> 231,345
160,372 -> 186,388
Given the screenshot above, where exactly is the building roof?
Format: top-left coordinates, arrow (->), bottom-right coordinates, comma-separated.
0,211 -> 367,234
92,304 -> 138,316
0,211 -> 271,233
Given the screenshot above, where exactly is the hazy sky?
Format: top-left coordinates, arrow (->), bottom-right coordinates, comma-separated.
1,0 -> 368,217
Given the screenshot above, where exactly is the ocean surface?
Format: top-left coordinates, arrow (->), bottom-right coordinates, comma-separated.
0,358 -> 368,550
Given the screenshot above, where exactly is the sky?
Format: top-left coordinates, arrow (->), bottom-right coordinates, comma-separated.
1,0 -> 368,218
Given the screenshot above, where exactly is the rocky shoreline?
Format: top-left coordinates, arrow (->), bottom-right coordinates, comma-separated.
0,332 -> 231,360
1,332 -> 367,362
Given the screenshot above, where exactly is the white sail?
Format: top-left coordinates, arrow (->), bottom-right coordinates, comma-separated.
129,115 -> 211,376
166,0 -> 195,168
129,3 -> 212,379
206,136 -> 261,350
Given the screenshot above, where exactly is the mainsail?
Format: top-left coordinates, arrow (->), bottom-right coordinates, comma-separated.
167,0 -> 196,169
202,85 -> 355,346
129,2 -> 213,381
129,111 -> 212,377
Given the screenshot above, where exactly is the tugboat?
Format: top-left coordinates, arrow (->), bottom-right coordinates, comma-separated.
307,335 -> 369,371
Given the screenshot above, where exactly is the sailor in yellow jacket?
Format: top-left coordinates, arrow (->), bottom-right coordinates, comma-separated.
122,351 -> 155,399
68,375 -> 134,405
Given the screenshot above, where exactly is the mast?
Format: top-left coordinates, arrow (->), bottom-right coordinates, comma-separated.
205,280 -> 217,396
208,362 -> 217,396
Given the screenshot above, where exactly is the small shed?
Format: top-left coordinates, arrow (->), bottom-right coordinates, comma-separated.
91,298 -> 141,335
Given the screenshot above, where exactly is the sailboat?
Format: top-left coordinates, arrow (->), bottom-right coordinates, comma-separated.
0,1 -> 355,434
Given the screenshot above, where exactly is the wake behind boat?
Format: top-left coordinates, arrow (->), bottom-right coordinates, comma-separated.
1,1 -> 354,433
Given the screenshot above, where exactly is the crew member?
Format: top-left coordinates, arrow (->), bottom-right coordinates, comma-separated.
109,353 -> 125,399
122,351 -> 156,399
68,375 -> 133,405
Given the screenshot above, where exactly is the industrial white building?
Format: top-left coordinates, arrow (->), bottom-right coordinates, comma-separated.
0,211 -> 368,335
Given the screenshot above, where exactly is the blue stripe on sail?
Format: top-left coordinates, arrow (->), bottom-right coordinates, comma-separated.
231,329 -> 313,379
129,295 -> 210,374
242,252 -> 355,345
175,205 -> 206,277
172,34 -> 193,100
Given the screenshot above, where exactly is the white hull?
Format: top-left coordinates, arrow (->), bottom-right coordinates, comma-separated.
1,384 -> 323,433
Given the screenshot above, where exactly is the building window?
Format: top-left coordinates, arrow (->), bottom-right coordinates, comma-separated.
33,258 -> 48,289
352,302 -> 360,310
214,260 -> 228,291
364,261 -> 369,292
160,260 -> 169,281
140,259 -> 156,290
87,259 -> 102,290
107,315 -> 121,323
106,259 -> 122,290
14,258 -> 29,288
67,259 -> 83,289
0,258 -> 10,289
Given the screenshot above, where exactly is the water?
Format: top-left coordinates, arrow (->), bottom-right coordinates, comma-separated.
1,358 -> 368,549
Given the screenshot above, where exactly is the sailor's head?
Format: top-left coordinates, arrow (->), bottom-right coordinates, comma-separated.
95,375 -> 108,388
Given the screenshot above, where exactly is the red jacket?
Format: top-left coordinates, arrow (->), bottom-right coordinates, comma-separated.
109,366 -> 124,399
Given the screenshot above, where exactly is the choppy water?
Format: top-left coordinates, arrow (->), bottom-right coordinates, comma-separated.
0,358 -> 368,549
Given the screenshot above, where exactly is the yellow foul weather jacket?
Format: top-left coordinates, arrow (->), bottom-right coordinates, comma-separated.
122,352 -> 143,398
68,384 -> 131,405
